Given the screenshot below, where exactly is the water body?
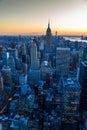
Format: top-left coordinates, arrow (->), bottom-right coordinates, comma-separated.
64,36 -> 87,43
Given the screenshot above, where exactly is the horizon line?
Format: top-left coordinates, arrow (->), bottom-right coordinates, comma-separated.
0,33 -> 87,37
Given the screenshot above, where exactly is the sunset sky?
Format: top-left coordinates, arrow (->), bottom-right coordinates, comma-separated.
0,0 -> 87,35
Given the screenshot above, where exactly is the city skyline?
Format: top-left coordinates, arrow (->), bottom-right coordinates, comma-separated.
0,0 -> 87,35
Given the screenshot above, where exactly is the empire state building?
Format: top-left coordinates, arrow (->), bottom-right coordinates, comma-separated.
46,21 -> 52,45
46,21 -> 52,52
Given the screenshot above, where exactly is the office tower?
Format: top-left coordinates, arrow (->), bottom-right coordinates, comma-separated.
2,50 -> 7,65
61,78 -> 81,130
46,21 -> 52,45
7,55 -> 19,85
21,43 -> 26,55
45,21 -> 52,52
20,43 -> 27,80
78,61 -> 87,113
70,51 -> 79,72
28,67 -> 40,85
21,43 -> 28,75
19,74 -> 28,95
41,61 -> 53,81
56,47 -> 70,80
7,55 -> 16,73
7,48 -> 17,59
28,40 -> 40,85
0,73 -> 4,92
39,40 -> 44,60
21,43 -> 27,63
62,78 -> 81,116
39,40 -> 44,51
83,47 -> 87,61
22,63 -> 27,75
0,46 -> 4,60
1,66 -> 12,86
30,40 -> 39,69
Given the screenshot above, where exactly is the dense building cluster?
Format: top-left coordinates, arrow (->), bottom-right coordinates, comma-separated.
0,23 -> 87,130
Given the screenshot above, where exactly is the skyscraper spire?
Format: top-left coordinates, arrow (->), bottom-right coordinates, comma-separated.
48,19 -> 50,28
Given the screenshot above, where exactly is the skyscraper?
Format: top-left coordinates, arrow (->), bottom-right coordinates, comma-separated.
61,78 -> 81,130
28,40 -> 40,85
0,46 -> 4,60
1,66 -> 12,86
62,78 -> 81,115
45,21 -> 52,52
46,21 -> 52,44
30,40 -> 39,69
56,47 -> 70,80
78,61 -> 87,113
21,43 -> 28,75
41,61 -> 53,81
7,55 -> 16,74
7,48 -> 17,59
83,47 -> 87,61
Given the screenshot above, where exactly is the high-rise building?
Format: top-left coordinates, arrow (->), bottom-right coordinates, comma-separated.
83,47 -> 87,61
61,78 -> 81,130
41,61 -> 53,81
21,43 -> 27,63
62,78 -> 81,116
0,73 -> 4,92
56,47 -> 70,80
30,40 -> 39,69
19,74 -> 28,95
21,43 -> 26,55
2,50 -> 7,65
28,40 -> 40,85
7,48 -> 17,59
78,61 -> 87,113
7,55 -> 19,85
39,40 -> 44,51
21,43 -> 29,74
70,51 -> 79,72
1,66 -> 12,86
45,21 -> 52,52
46,21 -> 51,44
0,46 -> 4,60
7,55 -> 16,74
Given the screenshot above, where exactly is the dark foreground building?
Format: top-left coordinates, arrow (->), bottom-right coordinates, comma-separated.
79,61 -> 87,113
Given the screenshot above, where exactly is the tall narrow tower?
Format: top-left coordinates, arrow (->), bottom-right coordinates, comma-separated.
46,21 -> 52,45
28,40 -> 40,85
30,40 -> 39,69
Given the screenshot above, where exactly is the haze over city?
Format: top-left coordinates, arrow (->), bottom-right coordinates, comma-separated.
0,0 -> 87,35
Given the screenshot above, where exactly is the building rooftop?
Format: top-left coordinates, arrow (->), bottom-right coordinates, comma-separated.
56,47 -> 70,51
63,78 -> 80,88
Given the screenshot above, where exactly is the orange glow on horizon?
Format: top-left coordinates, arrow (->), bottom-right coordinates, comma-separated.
0,25 -> 87,36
